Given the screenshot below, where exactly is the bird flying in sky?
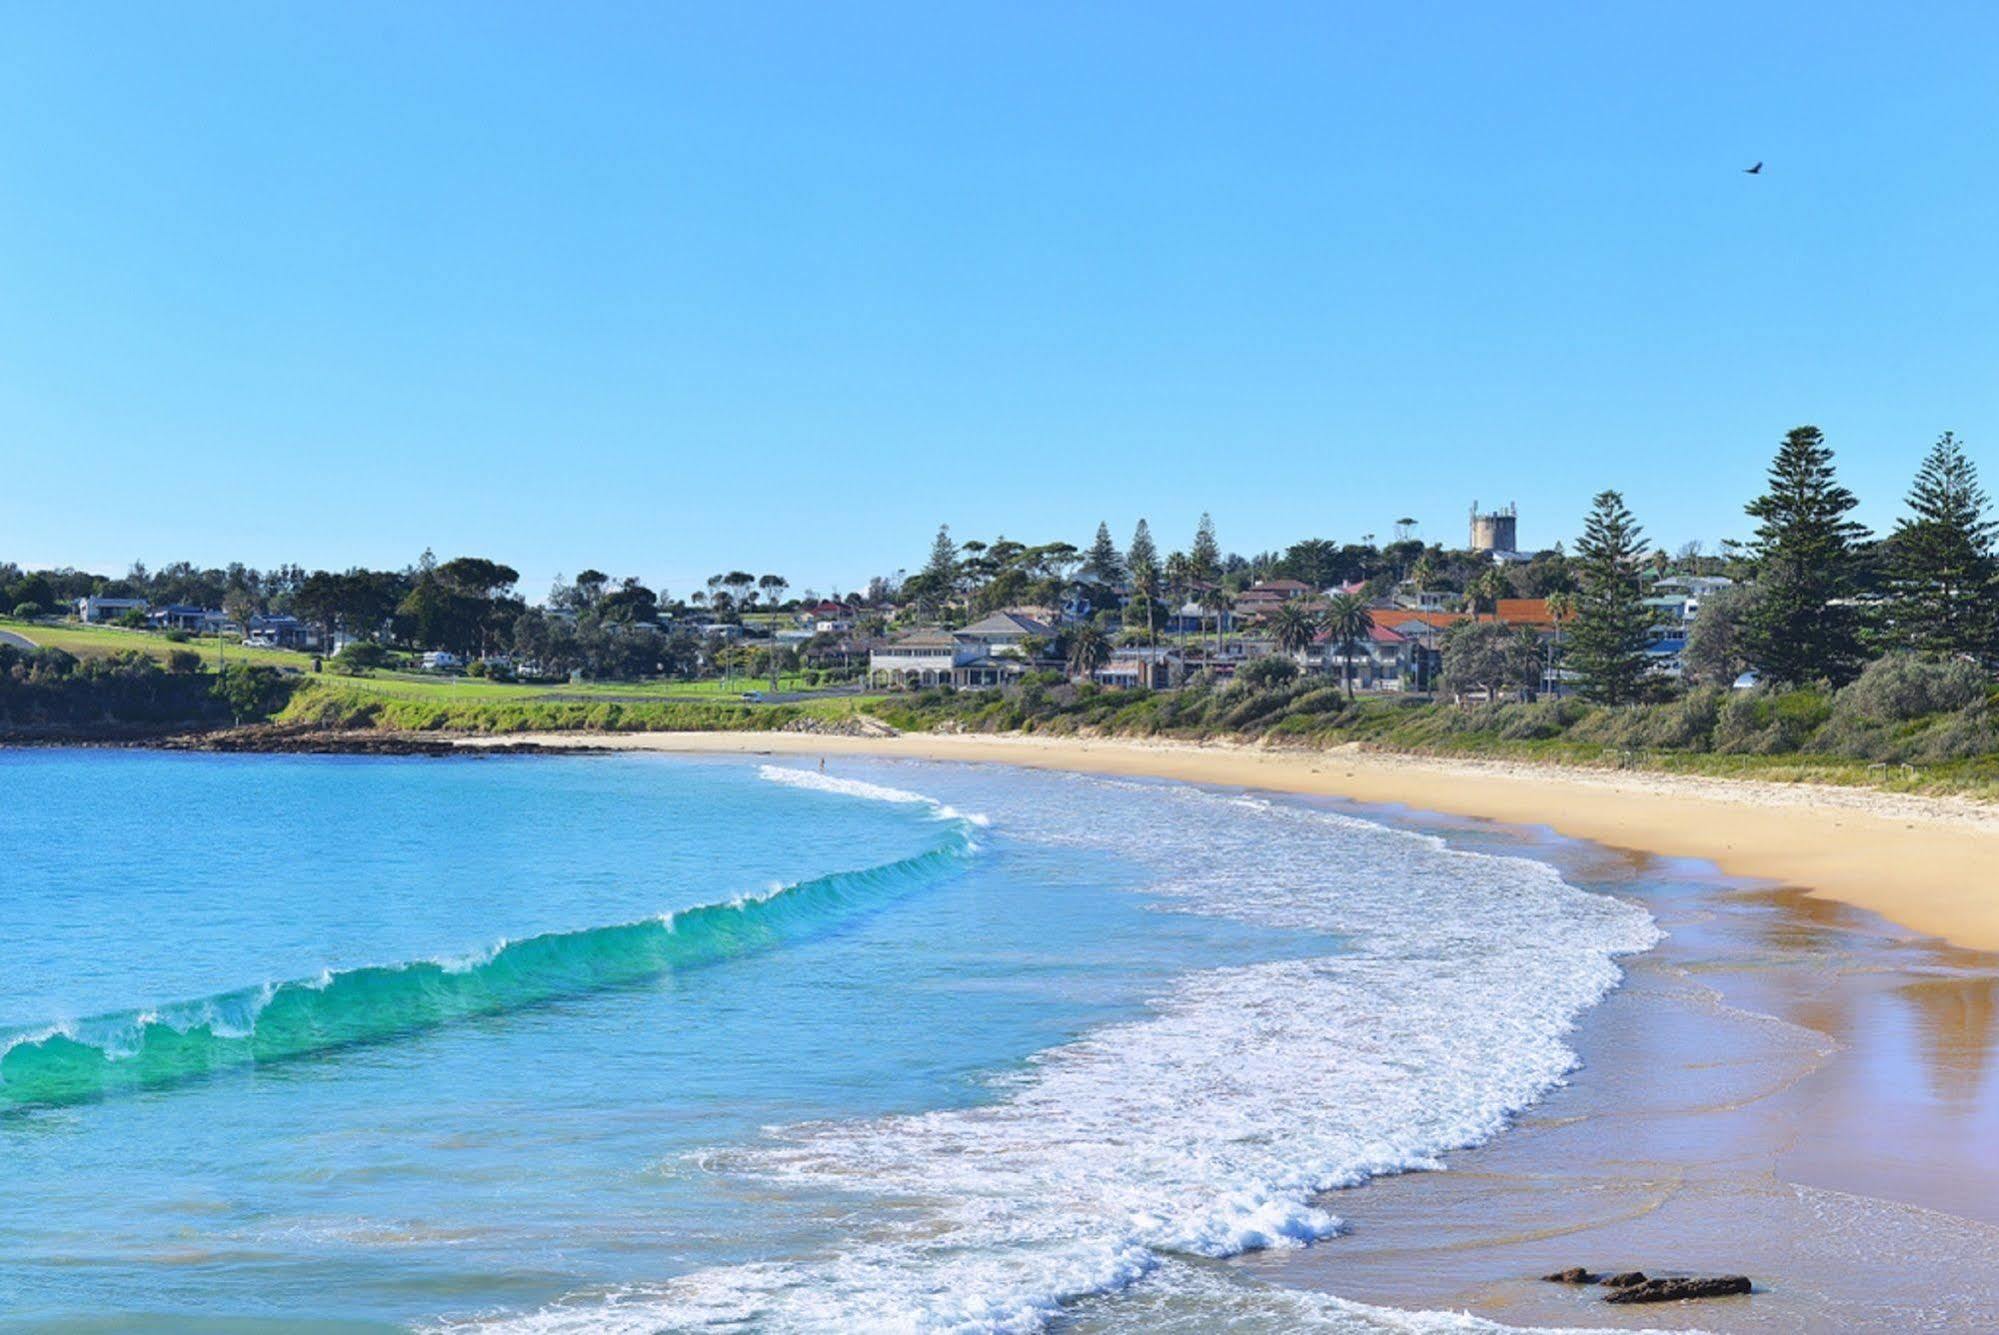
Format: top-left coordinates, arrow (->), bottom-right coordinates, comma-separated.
1743,161 -> 1763,174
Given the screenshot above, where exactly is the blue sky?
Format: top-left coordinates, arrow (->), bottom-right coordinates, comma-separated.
4,3 -> 1996,597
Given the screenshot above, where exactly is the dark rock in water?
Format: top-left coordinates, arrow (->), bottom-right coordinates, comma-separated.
1600,1271 -> 1648,1288
1540,1267 -> 1596,1284
1603,1275 -> 1752,1304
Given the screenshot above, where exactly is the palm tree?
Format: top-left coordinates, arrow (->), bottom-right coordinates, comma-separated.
1409,551 -> 1436,594
759,574 -> 789,690
1543,590 -> 1576,697
1323,592 -> 1375,698
1198,584 -> 1233,664
1269,601 -> 1323,669
1128,552 -> 1160,649
1066,624 -> 1111,682
1467,565 -> 1510,620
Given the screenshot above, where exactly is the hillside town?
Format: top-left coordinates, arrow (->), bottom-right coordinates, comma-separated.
4,427 -> 1994,714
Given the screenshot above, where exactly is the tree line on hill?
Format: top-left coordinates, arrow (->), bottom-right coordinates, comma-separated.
7,423 -> 1996,708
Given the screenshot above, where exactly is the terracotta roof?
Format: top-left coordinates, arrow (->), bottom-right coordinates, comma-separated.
1495,598 -> 1571,626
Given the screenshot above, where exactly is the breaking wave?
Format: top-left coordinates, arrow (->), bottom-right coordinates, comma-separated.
0,820 -> 976,1110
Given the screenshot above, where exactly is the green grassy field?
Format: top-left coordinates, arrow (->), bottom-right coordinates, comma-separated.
0,618 -> 839,701
280,677 -> 881,733
0,617 -> 320,671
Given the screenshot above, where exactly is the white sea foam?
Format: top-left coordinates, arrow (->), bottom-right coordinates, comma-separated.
474,766 -> 1661,1334
757,764 -> 991,825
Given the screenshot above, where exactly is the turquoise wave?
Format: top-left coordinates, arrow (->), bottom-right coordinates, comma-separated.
0,830 -> 975,1109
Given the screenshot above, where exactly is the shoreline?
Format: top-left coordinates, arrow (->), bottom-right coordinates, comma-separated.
454,729 -> 1999,953
1239,794 -> 1999,1328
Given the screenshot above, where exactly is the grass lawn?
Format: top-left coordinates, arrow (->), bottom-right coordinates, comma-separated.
282,677 -> 885,733
0,617 -> 320,671
316,671 -> 830,703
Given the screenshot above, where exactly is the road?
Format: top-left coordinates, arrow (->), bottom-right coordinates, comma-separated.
0,628 -> 37,650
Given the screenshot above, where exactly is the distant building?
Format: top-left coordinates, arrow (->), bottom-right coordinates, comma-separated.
75,596 -> 148,624
148,605 -> 230,634
1093,646 -> 1185,690
955,610 -> 1052,656
244,614 -> 315,649
1468,502 -> 1518,553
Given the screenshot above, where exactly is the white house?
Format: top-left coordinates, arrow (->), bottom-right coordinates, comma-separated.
868,631 -> 978,688
75,596 -> 149,624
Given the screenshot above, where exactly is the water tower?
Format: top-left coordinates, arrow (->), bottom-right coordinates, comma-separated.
1468,501 -> 1518,553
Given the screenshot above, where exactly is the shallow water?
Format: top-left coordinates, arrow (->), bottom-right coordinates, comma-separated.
0,750 -> 1657,1331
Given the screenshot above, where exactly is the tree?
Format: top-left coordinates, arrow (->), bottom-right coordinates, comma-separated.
1681,581 -> 1758,688
1269,601 -> 1323,665
1281,538 -> 1340,590
1440,620 -> 1540,702
1542,589 -> 1576,694
1742,426 -> 1870,686
1198,584 -> 1233,661
1324,592 -> 1376,698
1190,513 -> 1221,582
1887,432 -> 1997,661
1566,490 -> 1652,704
1126,519 -> 1159,584
1065,623 -> 1111,680
1466,565 -> 1512,619
759,574 -> 789,689
1238,655 -> 1299,690
1127,520 -> 1161,646
1081,521 -> 1126,591
222,587 -> 260,636
1408,551 -> 1437,595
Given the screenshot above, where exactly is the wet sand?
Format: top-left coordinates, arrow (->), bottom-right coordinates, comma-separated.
1242,800 -> 1999,1330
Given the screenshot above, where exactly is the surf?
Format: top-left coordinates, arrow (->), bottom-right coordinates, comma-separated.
0,824 -> 977,1110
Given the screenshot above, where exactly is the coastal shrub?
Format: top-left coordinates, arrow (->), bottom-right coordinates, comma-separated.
1913,701 -> 1999,763
12,602 -> 43,619
1288,686 -> 1347,717
212,667 -> 296,722
1238,656 -> 1300,691
163,628 -> 191,643
1573,689 -> 1722,751
1487,699 -> 1583,742
1715,688 -> 1831,755
1834,653 -> 1985,724
332,641 -> 391,676
166,649 -> 203,675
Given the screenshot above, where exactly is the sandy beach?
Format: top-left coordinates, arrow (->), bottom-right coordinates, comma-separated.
462,731 -> 1999,952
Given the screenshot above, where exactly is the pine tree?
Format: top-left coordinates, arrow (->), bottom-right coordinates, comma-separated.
1126,519 -> 1162,646
1082,521 -> 1126,588
1742,426 -> 1870,686
911,524 -> 958,620
1190,513 -> 1221,582
923,525 -> 957,585
1126,519 -> 1159,585
1567,490 -> 1651,704
1889,432 -> 1997,661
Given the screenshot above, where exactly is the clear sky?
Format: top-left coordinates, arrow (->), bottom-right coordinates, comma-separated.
5,3 -> 1996,598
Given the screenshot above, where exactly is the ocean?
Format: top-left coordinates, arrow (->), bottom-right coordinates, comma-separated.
0,749 -> 1657,1332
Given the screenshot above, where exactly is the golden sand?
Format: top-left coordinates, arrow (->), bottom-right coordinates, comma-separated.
463,731 -> 1999,952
